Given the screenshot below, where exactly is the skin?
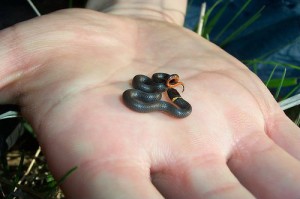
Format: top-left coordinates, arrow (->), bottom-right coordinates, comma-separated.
123,74 -> 191,118
0,0 -> 300,198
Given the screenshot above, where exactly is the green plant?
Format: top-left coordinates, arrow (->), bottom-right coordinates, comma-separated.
198,0 -> 300,103
199,0 -> 265,47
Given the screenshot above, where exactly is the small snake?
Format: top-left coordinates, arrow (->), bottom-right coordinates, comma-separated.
122,73 -> 192,118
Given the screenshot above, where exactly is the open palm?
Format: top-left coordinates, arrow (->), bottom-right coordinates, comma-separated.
0,7 -> 299,199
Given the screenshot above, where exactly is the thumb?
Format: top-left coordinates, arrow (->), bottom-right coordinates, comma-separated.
267,110 -> 300,160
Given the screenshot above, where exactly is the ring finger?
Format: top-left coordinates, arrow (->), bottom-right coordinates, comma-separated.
152,154 -> 255,199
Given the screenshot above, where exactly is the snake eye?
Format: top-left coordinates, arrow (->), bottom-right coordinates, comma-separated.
167,74 -> 179,85
168,78 -> 177,85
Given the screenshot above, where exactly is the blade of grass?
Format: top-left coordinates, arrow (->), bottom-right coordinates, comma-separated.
22,121 -> 34,134
215,0 -> 252,41
279,93 -> 300,110
245,60 -> 300,70
282,83 -> 300,100
0,177 -> 44,198
44,166 -> 77,198
197,2 -> 207,36
266,77 -> 297,88
0,111 -> 19,120
275,67 -> 286,100
252,62 -> 258,74
26,0 -> 41,16
265,65 -> 278,87
54,166 -> 77,187
202,0 -> 223,31
220,6 -> 265,47
203,0 -> 230,36
11,152 -> 25,195
15,147 -> 41,192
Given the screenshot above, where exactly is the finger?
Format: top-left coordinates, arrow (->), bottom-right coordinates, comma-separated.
267,111 -> 300,160
86,0 -> 188,25
228,132 -> 300,199
63,161 -> 164,199
152,155 -> 255,199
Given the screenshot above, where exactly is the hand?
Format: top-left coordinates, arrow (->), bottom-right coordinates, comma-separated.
0,2 -> 299,199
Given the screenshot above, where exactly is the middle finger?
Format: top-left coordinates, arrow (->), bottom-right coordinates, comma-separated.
228,131 -> 300,199
152,154 -> 255,199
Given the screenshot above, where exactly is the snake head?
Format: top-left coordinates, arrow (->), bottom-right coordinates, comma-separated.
166,74 -> 185,92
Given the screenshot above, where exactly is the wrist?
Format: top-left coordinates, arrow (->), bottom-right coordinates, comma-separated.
86,0 -> 187,25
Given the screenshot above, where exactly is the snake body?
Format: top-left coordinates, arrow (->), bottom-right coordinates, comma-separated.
122,73 -> 192,118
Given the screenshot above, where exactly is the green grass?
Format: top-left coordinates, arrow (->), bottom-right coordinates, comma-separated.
199,0 -> 300,102
199,0 -> 265,47
245,60 -> 300,99
265,65 -> 278,87
214,0 -> 252,41
219,6 -> 265,46
274,67 -> 287,100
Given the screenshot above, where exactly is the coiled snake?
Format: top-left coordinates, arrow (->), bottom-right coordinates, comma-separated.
122,73 -> 192,118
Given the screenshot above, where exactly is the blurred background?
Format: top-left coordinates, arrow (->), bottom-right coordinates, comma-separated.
185,0 -> 300,94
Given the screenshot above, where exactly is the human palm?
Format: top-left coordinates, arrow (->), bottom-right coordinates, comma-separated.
0,8 -> 300,199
